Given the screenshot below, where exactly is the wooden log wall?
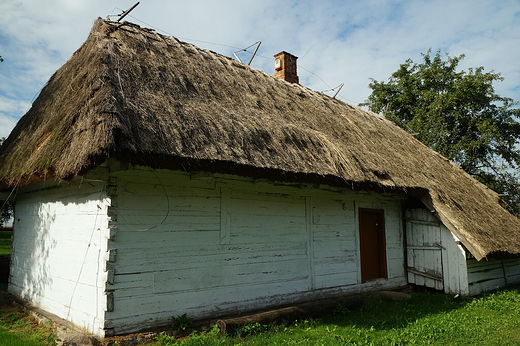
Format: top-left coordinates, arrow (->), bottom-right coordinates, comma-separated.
405,208 -> 468,295
105,167 -> 407,335
467,257 -> 520,295
9,176 -> 110,337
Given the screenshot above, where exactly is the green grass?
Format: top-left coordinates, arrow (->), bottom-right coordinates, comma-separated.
0,229 -> 12,258
0,294 -> 58,346
151,286 -> 520,346
1,286 -> 519,346
0,234 -> 519,346
1,233 -> 58,346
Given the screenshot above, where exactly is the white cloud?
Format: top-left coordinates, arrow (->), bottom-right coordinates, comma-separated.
0,95 -> 24,137
0,0 -> 519,140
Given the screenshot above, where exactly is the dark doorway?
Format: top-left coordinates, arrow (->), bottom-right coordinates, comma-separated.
359,208 -> 387,282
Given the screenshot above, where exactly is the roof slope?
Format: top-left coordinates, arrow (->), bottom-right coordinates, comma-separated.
1,19 -> 519,260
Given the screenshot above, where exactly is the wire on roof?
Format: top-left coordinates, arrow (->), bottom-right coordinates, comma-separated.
108,10 -> 359,104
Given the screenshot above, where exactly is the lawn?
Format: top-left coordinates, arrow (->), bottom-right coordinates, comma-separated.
1,234 -> 518,346
0,228 -> 12,258
150,286 -> 520,346
0,282 -> 58,346
1,276 -> 520,345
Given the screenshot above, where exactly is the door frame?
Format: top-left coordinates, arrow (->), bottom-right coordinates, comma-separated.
359,208 -> 388,282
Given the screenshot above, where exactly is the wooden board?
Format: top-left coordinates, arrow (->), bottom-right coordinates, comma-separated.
9,178 -> 110,337
104,169 -> 408,335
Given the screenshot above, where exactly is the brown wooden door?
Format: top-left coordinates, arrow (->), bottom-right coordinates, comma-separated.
359,208 -> 387,282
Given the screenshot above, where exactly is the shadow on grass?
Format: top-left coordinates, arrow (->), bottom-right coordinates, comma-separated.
318,284 -> 520,333
319,290 -> 471,331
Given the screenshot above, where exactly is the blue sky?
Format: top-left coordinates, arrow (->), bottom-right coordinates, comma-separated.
0,0 -> 519,138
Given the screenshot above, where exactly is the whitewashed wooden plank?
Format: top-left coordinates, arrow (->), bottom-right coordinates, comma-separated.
230,188 -> 304,201
114,246 -> 307,274
217,179 -> 304,197
469,278 -> 506,296
467,258 -> 507,295
504,259 -> 520,284
111,273 -> 154,289
108,277 -> 310,322
16,198 -> 109,217
312,243 -> 355,257
228,228 -> 304,244
104,169 -> 410,336
231,198 -> 305,215
107,275 -> 408,334
387,257 -> 406,278
111,287 -> 241,322
314,271 -> 358,289
440,225 -> 468,294
116,241 -> 306,261
113,230 -> 220,246
220,187 -> 231,244
152,278 -> 312,313
313,235 -> 352,248
13,288 -> 105,335
467,259 -> 504,273
304,196 -> 316,290
386,246 -> 405,261
229,211 -> 305,227
313,224 -> 355,237
313,258 -> 356,275
11,182 -> 109,338
114,215 -> 221,232
115,168 -> 215,190
119,182 -> 220,198
313,247 -> 354,260
11,275 -> 102,312
114,272 -> 404,322
117,197 -> 220,215
312,199 -> 354,225
10,253 -> 106,290
405,209 -> 445,291
313,223 -> 356,235
153,258 -> 309,293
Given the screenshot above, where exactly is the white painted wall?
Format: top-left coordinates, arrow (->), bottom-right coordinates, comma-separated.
467,257 -> 520,295
406,207 -> 520,296
440,226 -> 468,295
105,167 -> 407,335
10,162 -> 520,337
9,178 -> 110,337
406,208 -> 468,295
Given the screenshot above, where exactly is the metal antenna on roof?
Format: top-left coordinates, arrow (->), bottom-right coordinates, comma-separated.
233,41 -> 262,65
116,2 -> 140,22
333,83 -> 344,99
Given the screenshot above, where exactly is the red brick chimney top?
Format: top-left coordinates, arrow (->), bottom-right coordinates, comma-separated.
273,51 -> 299,84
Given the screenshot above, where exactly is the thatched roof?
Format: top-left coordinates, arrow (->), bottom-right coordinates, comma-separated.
1,18 -> 519,260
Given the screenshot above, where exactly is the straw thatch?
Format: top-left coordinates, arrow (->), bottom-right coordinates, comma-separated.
1,19 -> 519,260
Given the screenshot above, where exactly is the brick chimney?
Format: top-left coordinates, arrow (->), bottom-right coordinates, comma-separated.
274,51 -> 299,84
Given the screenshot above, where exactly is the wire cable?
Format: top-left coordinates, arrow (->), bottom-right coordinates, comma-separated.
109,12 -> 361,105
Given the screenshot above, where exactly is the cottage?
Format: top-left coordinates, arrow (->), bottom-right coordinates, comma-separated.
1,19 -> 520,338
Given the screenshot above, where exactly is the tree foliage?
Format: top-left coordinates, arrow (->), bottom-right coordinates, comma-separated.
362,50 -> 520,215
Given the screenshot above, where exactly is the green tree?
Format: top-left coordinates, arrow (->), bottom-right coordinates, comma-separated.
362,50 -> 520,215
0,137 -> 14,226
